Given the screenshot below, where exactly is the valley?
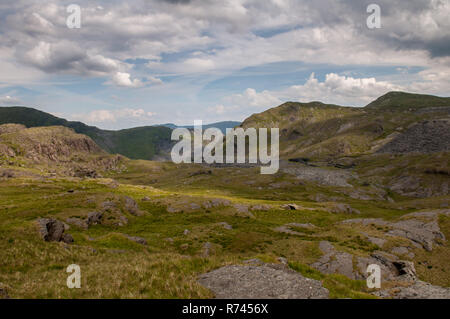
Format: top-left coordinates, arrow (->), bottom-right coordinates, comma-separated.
0,92 -> 449,299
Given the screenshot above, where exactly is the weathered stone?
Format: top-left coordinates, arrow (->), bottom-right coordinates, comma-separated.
124,196 -> 144,216
328,203 -> 360,215
86,211 -> 103,226
311,241 -> 356,279
61,233 -> 74,244
281,203 -> 302,210
125,235 -> 147,245
37,218 -> 65,242
183,229 -> 190,235
65,218 -> 88,230
250,204 -> 272,211
375,280 -> 450,299
198,264 -> 329,299
202,242 -> 213,257
37,218 -> 74,244
217,222 -> 232,230
391,246 -> 411,256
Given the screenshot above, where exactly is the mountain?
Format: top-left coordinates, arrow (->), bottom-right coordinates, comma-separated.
365,91 -> 450,110
156,121 -> 241,134
240,92 -> 450,160
0,106 -> 172,160
0,123 -> 124,177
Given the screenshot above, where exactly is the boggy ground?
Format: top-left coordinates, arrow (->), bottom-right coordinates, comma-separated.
0,156 -> 449,299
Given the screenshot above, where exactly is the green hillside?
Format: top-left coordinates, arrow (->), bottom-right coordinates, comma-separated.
365,91 -> 450,110
240,92 -> 450,160
0,106 -> 172,160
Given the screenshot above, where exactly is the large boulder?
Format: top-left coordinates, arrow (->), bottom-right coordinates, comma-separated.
124,196 -> 144,216
37,218 -> 74,243
198,264 -> 329,299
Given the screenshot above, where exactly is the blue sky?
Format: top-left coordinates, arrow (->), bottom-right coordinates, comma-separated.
0,0 -> 449,129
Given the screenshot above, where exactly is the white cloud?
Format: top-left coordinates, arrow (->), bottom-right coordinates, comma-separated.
70,108 -> 156,124
227,88 -> 281,108
220,73 -> 402,109
0,95 -> 22,105
109,72 -> 144,88
281,73 -> 401,105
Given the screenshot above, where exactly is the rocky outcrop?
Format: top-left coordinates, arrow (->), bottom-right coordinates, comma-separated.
375,280 -> 450,299
125,235 -> 147,245
198,264 -> 329,299
327,203 -> 361,215
124,196 -> 144,216
37,218 -> 74,244
282,164 -> 355,187
343,210 -> 449,251
311,241 -> 356,279
378,119 -> 450,154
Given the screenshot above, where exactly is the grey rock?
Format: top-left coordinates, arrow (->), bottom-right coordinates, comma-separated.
202,242 -> 213,257
101,200 -> 117,211
391,246 -> 411,256
311,241 -> 356,279
343,210 -> 449,251
125,235 -> 147,245
375,280 -> 450,299
183,229 -> 190,235
37,218 -> 65,242
282,164 -> 355,187
86,211 -> 103,226
189,203 -> 201,210
202,198 -> 231,209
250,204 -> 272,211
61,233 -> 74,244
65,217 -> 88,230
328,203 -> 360,215
124,196 -> 144,216
243,258 -> 264,266
198,264 -> 329,299
217,222 -> 232,230
387,218 -> 444,251
281,203 -> 302,210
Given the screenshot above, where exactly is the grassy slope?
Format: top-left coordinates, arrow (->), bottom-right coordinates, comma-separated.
240,92 -> 450,160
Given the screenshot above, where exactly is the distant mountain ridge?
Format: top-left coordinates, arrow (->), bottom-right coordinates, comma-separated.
156,121 -> 241,134
1,91 -> 449,161
240,91 -> 450,159
0,106 -> 172,160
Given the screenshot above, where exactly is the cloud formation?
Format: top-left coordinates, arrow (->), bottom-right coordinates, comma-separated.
0,0 -> 448,127
70,108 -> 156,124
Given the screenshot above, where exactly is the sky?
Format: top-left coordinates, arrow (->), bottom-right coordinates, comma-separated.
0,0 -> 449,129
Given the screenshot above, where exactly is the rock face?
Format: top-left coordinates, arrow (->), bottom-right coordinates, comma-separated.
198,264 -> 329,299
65,217 -> 88,230
87,211 -> 103,226
125,235 -> 147,245
312,241 -> 356,279
282,164 -> 355,187
343,210 -> 449,251
124,196 -> 144,216
311,241 -> 418,282
37,218 -> 73,243
378,119 -> 450,154
375,281 -> 450,299
327,203 -> 360,215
